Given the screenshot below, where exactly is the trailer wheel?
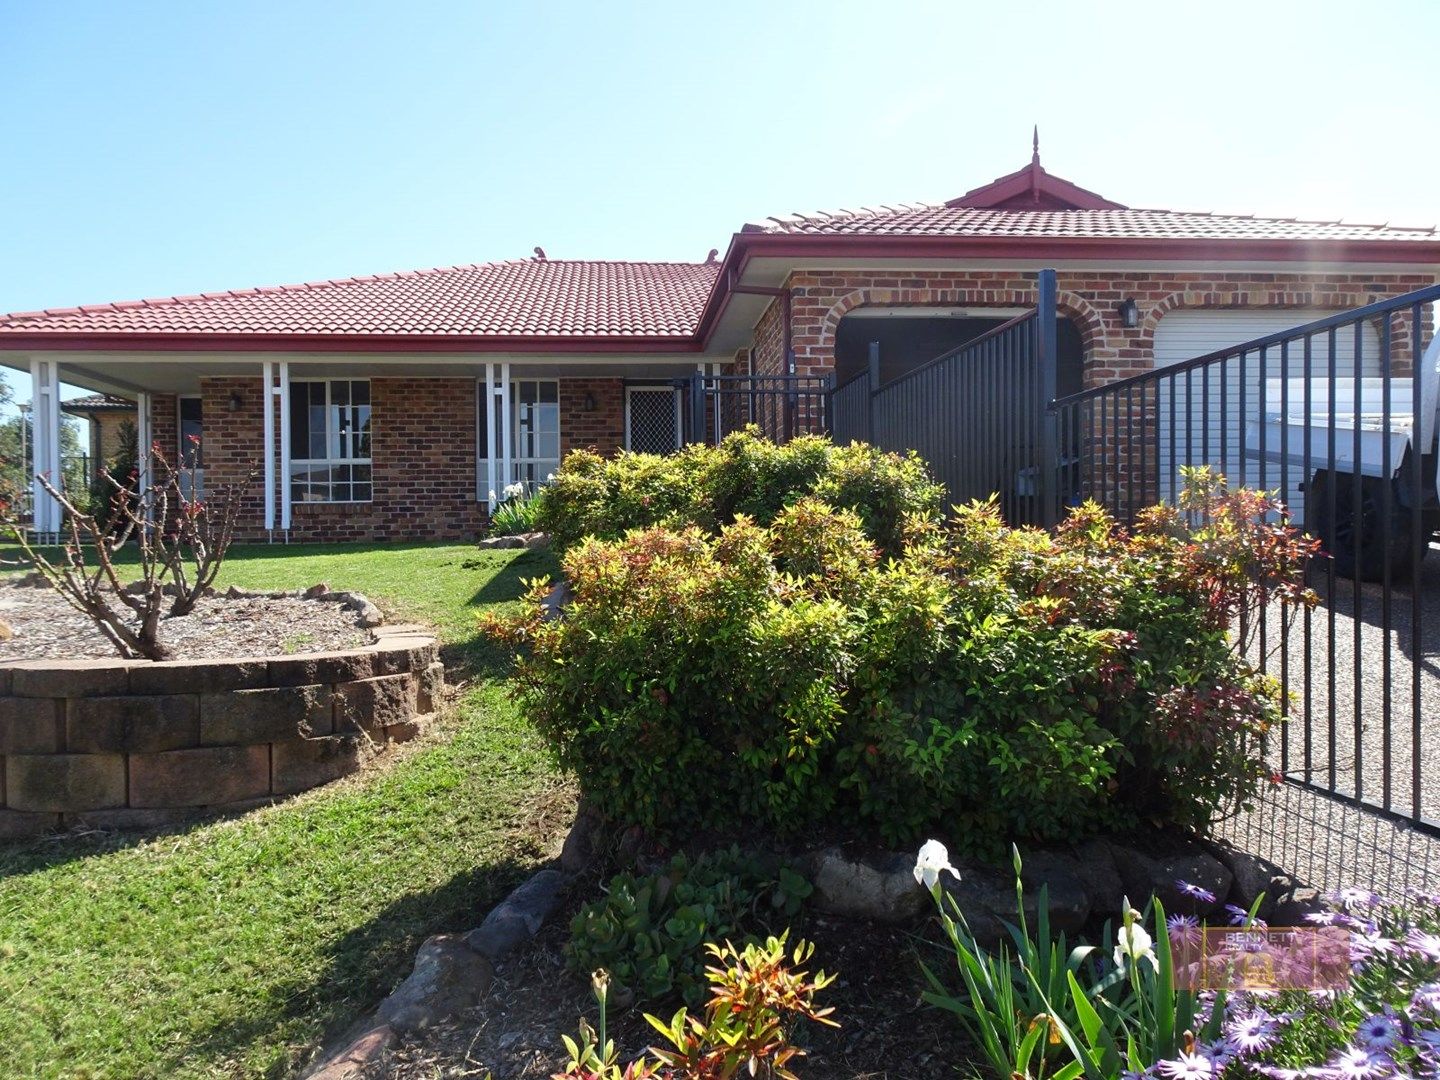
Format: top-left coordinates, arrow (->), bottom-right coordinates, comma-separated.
1308,470 -> 1422,582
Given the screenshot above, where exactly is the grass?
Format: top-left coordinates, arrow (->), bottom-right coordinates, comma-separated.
0,541 -> 568,1079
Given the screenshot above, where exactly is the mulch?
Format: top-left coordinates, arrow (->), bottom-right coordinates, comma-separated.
377,902 -> 967,1080
0,579 -> 371,660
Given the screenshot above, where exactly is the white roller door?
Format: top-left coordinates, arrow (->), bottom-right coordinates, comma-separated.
1153,309 -> 1382,520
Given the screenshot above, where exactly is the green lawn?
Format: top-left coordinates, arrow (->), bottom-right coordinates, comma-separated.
0,542 -> 568,1079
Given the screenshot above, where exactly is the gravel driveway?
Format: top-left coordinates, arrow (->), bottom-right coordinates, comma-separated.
1223,541 -> 1440,893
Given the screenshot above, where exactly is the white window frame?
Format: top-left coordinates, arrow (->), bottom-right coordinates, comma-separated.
509,378 -> 561,490
289,378 -> 373,505
624,384 -> 683,452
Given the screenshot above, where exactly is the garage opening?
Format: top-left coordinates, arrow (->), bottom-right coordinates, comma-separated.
835,309 -> 1086,398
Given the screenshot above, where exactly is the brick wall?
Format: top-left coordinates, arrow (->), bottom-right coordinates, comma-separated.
752,269 -> 1437,387
560,377 -> 625,457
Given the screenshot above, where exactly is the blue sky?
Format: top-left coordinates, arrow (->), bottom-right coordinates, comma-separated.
3,0 -> 1437,407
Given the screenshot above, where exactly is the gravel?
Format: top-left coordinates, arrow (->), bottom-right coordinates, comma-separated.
1224,540 -> 1440,893
0,580 -> 372,661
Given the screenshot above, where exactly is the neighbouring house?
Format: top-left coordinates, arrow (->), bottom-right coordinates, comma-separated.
4,144 -> 1438,542
60,393 -> 137,469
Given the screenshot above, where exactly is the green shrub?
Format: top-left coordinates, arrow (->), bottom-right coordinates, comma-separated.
534,428 -> 942,557
490,470 -> 1305,853
566,847 -> 812,1008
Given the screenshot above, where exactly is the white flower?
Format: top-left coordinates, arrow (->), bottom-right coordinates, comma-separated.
488,489 -> 497,502
546,472 -> 556,482
503,481 -> 525,499
1114,918 -> 1159,972
913,839 -> 959,891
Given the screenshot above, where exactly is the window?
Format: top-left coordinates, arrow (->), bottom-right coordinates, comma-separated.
511,379 -> 560,487
178,396 -> 203,468
289,379 -> 372,503
477,378 -> 560,494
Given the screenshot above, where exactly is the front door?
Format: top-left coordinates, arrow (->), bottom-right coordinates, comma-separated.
625,386 -> 682,454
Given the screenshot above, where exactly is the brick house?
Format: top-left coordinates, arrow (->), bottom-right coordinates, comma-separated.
4,148 -> 1438,542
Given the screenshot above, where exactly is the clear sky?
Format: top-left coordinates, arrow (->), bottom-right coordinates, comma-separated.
3,0 -> 1437,407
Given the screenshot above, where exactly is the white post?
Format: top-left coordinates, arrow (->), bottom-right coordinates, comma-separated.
483,363 -> 497,506
28,358 -> 60,537
262,361 -> 275,535
278,362 -> 291,535
136,391 -> 153,532
499,361 -> 513,491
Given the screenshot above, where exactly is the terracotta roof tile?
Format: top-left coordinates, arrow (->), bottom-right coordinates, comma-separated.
0,258 -> 720,339
742,204 -> 1439,241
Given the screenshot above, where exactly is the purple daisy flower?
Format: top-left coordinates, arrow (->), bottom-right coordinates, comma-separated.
1168,912 -> 1202,947
1415,1029 -> 1440,1057
1156,1051 -> 1214,1079
1412,982 -> 1440,1014
1354,1011 -> 1400,1050
1226,1011 -> 1281,1055
1327,886 -> 1383,908
1224,903 -> 1253,926
1404,928 -> 1440,962
1176,879 -> 1218,904
1328,1045 -> 1393,1079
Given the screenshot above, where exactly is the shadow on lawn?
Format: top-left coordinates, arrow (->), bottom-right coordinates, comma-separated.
179,856 -> 534,1078
0,812 -> 230,881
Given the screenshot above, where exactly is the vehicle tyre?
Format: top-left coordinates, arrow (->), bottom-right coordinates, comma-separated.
1308,470 -> 1421,582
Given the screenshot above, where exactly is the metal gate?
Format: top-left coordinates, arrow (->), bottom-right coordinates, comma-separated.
830,270 -> 1062,527
1050,285 -> 1440,891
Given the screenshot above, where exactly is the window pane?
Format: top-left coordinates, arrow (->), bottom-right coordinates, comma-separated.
353,483 -> 372,502
539,381 -> 558,404
290,384 -> 313,458
179,398 -> 204,468
332,381 -> 350,407
351,380 -> 370,406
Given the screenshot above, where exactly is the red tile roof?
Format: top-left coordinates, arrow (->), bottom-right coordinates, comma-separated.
61,393 -> 135,412
0,259 -> 720,340
742,204 -> 1440,242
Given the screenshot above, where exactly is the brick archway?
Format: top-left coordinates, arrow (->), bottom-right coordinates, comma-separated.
818,285 -> 1108,362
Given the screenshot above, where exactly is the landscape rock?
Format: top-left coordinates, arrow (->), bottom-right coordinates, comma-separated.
1109,839 -> 1231,917
465,868 -> 573,960
376,934 -> 494,1033
1017,849 -> 1091,931
1270,884 -> 1328,927
1204,840 -> 1299,922
478,535 -> 525,549
1069,837 -> 1125,918
521,531 -> 551,550
540,579 -> 571,622
559,800 -> 604,873
303,1023 -> 396,1079
935,862 -> 1026,948
0,618 -> 13,641
808,848 -> 929,924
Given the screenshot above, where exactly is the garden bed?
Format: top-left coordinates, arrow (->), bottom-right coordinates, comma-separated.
0,577 -> 375,661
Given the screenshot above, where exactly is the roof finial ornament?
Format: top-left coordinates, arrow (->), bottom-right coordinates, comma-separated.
533,246 -> 547,260
705,248 -> 719,264
1032,125 -> 1040,167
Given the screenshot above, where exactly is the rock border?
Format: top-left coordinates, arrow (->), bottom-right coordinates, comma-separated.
0,623 -> 444,835
299,810 -> 1319,1079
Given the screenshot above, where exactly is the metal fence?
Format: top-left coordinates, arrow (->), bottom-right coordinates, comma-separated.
684,373 -> 832,446
830,271 -> 1060,526
1051,285 -> 1440,880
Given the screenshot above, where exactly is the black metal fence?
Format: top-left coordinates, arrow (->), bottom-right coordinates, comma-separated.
830,271 -> 1061,526
1051,286 -> 1440,855
684,373 -> 831,446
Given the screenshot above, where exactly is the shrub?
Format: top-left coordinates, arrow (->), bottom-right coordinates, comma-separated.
490,470 -> 1307,852
567,848 -> 812,1008
555,934 -> 835,1080
534,429 -> 942,557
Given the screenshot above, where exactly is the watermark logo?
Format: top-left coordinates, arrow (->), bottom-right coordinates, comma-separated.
1174,927 -> 1350,991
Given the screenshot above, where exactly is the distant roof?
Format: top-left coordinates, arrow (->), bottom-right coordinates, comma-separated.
0,259 -> 720,341
61,393 -> 135,413
741,204 -> 1439,242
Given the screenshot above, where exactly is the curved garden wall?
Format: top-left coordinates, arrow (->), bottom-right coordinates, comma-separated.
0,623 -> 443,836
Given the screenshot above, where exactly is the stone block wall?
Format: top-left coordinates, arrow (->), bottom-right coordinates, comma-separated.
0,625 -> 442,836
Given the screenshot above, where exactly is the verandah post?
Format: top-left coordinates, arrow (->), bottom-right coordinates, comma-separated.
1036,268 -> 1060,528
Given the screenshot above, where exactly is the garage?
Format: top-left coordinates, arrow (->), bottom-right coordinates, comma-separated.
1153,308 -> 1382,519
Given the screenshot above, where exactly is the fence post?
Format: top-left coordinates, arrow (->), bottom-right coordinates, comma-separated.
1036,268 -> 1059,528
688,372 -> 707,445
866,341 -> 881,443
